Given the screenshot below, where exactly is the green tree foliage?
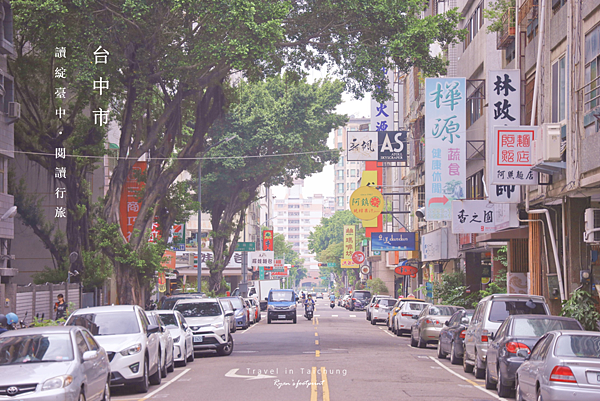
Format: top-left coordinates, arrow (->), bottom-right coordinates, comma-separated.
432,271 -> 470,308
561,289 -> 600,331
483,0 -> 515,33
11,0 -> 465,304
366,278 -> 389,295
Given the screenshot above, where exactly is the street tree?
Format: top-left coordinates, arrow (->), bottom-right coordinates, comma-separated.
11,0 -> 464,304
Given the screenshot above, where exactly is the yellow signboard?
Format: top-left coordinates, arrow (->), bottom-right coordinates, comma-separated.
361,171 -> 379,228
343,225 -> 355,259
349,186 -> 384,220
341,258 -> 358,269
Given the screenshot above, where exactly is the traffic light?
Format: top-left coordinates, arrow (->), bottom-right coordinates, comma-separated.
318,263 -> 326,267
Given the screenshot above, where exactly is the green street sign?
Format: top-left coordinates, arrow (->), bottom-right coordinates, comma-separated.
362,239 -> 368,246
327,263 -> 336,268
259,266 -> 265,280
236,242 -> 256,252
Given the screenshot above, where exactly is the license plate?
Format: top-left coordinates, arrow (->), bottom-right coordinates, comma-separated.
278,315 -> 286,319
193,335 -> 203,343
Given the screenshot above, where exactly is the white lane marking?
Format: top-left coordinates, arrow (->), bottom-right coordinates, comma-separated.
428,357 -> 508,400
235,351 -> 258,353
332,315 -> 338,317
237,322 -> 259,334
138,368 -> 190,400
315,315 -> 321,317
378,326 -> 397,338
349,315 -> 356,317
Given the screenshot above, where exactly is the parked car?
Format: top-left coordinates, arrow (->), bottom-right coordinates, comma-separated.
515,330 -> 600,401
67,305 -> 161,392
0,326 -> 111,401
371,297 -> 397,325
485,315 -> 583,397
437,309 -> 475,365
145,311 -> 175,378
221,296 -> 249,330
155,310 -> 194,366
248,297 -> 261,322
392,300 -> 430,336
410,305 -> 463,348
366,295 -> 391,320
157,292 -> 206,310
349,290 -> 371,311
219,298 -> 237,333
463,294 -> 550,379
244,298 -> 256,324
173,298 -> 234,356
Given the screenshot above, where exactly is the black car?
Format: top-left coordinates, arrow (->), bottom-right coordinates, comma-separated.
349,290 -> 371,311
484,314 -> 583,397
157,292 -> 207,310
437,309 -> 474,365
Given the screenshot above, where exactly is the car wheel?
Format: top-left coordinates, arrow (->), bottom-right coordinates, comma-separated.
101,379 -> 110,401
437,340 -> 447,359
537,388 -> 543,401
463,354 -> 474,373
484,362 -> 496,390
180,345 -> 188,367
267,316 -> 272,324
136,358 -> 150,393
231,323 -> 237,333
410,331 -> 418,347
217,335 -> 234,356
497,367 -> 512,398
515,377 -> 524,401
474,353 -> 485,379
160,350 -> 168,378
187,346 -> 195,362
149,352 -> 162,385
167,354 -> 174,373
417,332 -> 426,348
293,316 -> 297,324
79,391 -> 86,401
449,342 -> 461,365
370,318 -> 376,325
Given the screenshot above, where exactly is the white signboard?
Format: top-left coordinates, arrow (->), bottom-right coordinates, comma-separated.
487,70 -> 524,201
249,251 -> 274,268
421,228 -> 458,261
451,200 -> 519,234
347,131 -> 377,161
425,78 -> 467,221
189,251 -> 242,268
491,126 -> 537,185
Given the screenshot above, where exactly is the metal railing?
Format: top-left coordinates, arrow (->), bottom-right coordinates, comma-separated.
579,74 -> 600,129
497,8 -> 516,50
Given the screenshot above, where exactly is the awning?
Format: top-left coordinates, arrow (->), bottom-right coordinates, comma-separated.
477,226 -> 528,242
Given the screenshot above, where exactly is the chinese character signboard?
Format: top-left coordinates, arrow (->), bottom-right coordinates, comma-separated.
262,229 -> 273,251
249,251 -> 274,268
236,242 -> 256,252
343,225 -> 355,259
272,259 -> 284,272
371,232 -> 416,251
491,127 -> 537,185
488,70 -> 523,202
170,224 -> 185,245
378,131 -> 407,162
425,78 -> 467,221
371,70 -> 394,132
193,251 -> 243,269
340,258 -> 358,269
119,161 -> 147,242
451,200 -> 518,234
349,186 -> 384,220
347,131 -> 377,161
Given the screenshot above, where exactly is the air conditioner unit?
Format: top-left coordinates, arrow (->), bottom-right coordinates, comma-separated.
540,123 -> 562,162
584,208 -> 600,243
8,102 -> 20,119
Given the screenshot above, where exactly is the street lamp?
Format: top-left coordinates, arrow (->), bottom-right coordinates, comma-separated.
197,135 -> 237,292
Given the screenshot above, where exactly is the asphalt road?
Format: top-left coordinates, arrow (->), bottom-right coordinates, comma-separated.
112,299 -> 514,401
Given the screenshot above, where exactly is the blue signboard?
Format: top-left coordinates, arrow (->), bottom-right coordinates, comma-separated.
171,244 -> 185,251
371,232 -> 416,251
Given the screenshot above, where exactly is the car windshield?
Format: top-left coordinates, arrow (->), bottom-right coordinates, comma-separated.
353,292 -> 371,300
512,318 -> 582,337
270,291 -> 294,302
220,301 -> 233,311
429,306 -> 460,316
175,302 -> 221,317
380,299 -> 396,307
223,298 -> 243,309
159,298 -> 178,310
0,334 -> 74,365
408,303 -> 427,311
488,300 -> 547,323
555,335 -> 600,359
68,311 -> 139,336
157,313 -> 178,328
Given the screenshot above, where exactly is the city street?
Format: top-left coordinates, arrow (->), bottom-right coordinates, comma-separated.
111,299 -> 511,401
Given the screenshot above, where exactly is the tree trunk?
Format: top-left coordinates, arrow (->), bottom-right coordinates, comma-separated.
115,261 -> 143,305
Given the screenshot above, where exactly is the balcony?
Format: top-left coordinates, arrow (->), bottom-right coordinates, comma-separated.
497,8 -> 516,50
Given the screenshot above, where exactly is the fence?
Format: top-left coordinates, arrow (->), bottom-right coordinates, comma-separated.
15,283 -> 80,324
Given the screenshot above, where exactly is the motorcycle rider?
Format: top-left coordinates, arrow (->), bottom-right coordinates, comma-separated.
6,313 -> 18,330
304,294 -> 315,317
0,314 -> 8,335
329,293 -> 336,308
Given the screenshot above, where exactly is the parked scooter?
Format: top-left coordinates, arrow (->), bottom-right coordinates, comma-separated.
305,304 -> 314,320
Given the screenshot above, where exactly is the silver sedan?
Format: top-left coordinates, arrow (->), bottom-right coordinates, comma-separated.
0,326 -> 111,401
516,330 -> 600,401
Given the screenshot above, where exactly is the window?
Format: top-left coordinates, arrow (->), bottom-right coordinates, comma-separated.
288,204 -> 299,209
0,74 -> 14,114
350,169 -> 356,177
75,332 -> 89,357
467,82 -> 484,128
337,170 -> 344,179
289,219 -> 299,224
0,156 -> 5,194
303,219 -> 310,223
1,3 -> 13,45
289,212 -> 299,216
350,183 -> 356,190
277,219 -> 285,224
337,196 -> 343,207
551,56 -> 566,123
337,128 -> 343,136
338,156 -> 344,167
466,170 -> 484,199
417,185 -> 425,208
337,142 -> 343,149
278,212 -> 285,216
289,227 -> 299,231
337,183 -> 344,194
585,24 -> 600,136
82,330 -> 99,350
552,0 -> 566,13
303,211 -> 310,216
464,3 -> 483,50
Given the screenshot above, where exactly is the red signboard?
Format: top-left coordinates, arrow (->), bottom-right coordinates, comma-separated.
263,230 -> 273,251
352,251 -> 365,265
119,161 -> 147,242
395,265 -> 418,277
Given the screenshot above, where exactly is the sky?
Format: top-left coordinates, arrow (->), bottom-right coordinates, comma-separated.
271,73 -> 371,199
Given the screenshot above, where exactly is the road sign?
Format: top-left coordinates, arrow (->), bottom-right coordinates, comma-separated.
236,242 -> 256,252
171,243 -> 185,251
259,266 -> 265,280
360,265 -> 370,275
351,251 -> 366,265
327,263 -> 336,268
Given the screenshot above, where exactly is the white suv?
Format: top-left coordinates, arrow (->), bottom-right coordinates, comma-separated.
67,305 -> 161,393
174,298 -> 234,356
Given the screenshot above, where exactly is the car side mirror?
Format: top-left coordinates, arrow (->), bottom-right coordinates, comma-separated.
225,311 -> 234,317
516,349 -> 530,359
444,321 -> 449,326
82,350 -> 99,361
461,317 -> 470,324
147,324 -> 160,334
